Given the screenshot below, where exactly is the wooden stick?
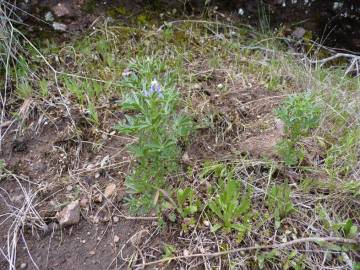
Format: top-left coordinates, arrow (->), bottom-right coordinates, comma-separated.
134,237 -> 359,267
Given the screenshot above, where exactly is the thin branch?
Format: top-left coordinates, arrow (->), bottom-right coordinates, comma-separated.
134,237 -> 359,267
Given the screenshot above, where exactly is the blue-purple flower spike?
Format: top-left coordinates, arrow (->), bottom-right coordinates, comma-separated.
144,79 -> 163,98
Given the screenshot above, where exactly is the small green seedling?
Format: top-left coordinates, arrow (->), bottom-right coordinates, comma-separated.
162,244 -> 176,261
16,81 -> 33,99
64,77 -> 84,104
208,179 -> 251,234
256,249 -> 279,270
333,219 -> 358,238
87,101 -> 99,126
39,79 -> 49,97
176,187 -> 199,218
266,183 -> 294,229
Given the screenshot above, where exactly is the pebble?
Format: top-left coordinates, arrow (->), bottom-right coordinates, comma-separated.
113,235 -> 120,243
104,183 -> 117,199
56,200 -> 80,227
52,22 -> 67,31
20,263 -> 27,269
113,216 -> 119,223
80,198 -> 88,208
93,194 -> 103,203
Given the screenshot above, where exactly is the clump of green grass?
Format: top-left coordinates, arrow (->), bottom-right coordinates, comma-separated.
266,183 -> 294,229
325,128 -> 360,178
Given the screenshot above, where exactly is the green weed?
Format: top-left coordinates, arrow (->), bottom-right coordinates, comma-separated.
64,77 -> 84,104
87,102 -> 99,126
16,80 -> 33,99
275,93 -> 321,165
208,179 -> 252,238
256,249 -> 279,270
333,219 -> 358,238
39,78 -> 49,97
266,183 -> 294,229
325,128 -> 360,177
162,244 -> 176,260
176,187 -> 200,219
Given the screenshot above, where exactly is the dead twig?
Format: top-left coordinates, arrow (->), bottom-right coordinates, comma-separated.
134,237 -> 359,268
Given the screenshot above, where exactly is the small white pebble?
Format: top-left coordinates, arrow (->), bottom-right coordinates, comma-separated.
238,8 -> 244,16
114,235 -> 120,243
113,216 -> 119,223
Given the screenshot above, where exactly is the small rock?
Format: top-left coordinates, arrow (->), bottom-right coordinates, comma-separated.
113,216 -> 119,223
93,194 -> 103,203
52,22 -> 67,31
104,183 -> 116,199
292,27 -> 306,39
56,200 -> 80,227
66,185 -> 73,192
20,263 -> 27,269
181,152 -> 191,164
80,198 -> 88,208
44,11 -> 54,22
203,220 -> 210,227
94,172 -> 100,179
93,216 -> 100,224
89,250 -> 96,256
51,3 -> 70,17
113,235 -> 120,243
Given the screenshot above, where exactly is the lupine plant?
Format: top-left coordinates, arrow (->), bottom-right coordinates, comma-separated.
116,79 -> 192,213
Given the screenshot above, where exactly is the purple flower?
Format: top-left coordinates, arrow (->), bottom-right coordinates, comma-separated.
144,79 -> 163,98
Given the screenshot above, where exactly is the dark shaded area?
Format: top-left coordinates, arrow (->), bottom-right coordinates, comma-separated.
14,0 -> 360,52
